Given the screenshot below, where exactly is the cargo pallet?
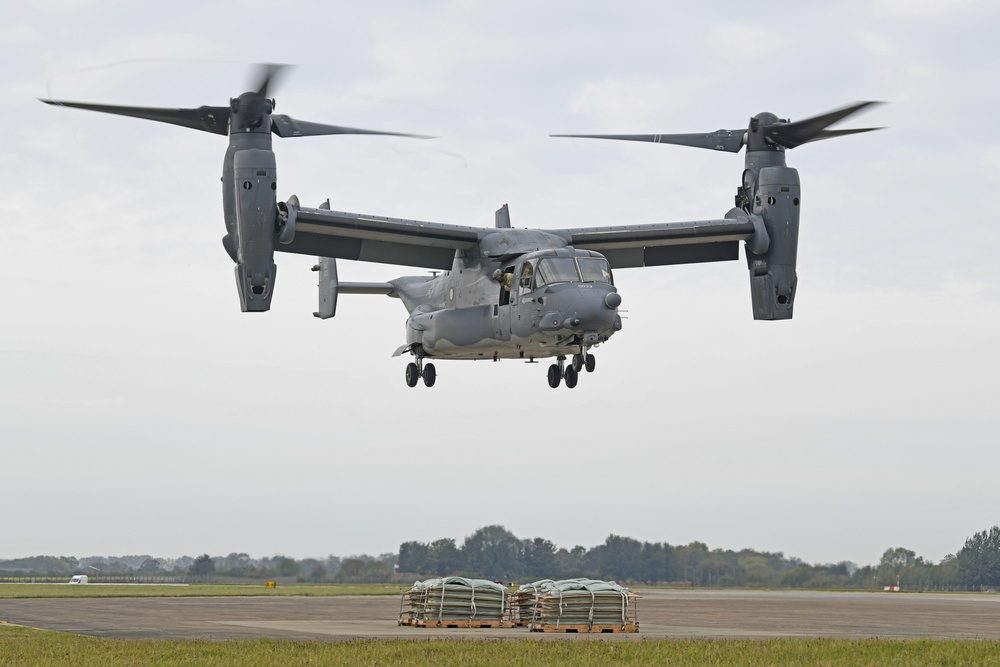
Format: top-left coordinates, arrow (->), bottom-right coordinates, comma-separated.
530,622 -> 639,633
399,617 -> 513,629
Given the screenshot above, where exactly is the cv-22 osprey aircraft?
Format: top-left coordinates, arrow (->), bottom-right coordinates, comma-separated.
41,65 -> 881,388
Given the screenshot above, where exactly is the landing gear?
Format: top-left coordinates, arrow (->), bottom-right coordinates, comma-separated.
547,364 -> 561,388
551,349 -> 597,387
546,355 -> 587,389
572,350 -> 596,374
404,357 -> 437,388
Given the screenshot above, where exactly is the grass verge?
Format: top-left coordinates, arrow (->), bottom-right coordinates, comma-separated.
2,624 -> 999,666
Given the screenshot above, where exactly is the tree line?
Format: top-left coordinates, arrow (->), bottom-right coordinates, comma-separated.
3,525 -> 999,590
397,524 -> 1000,590
0,552 -> 397,584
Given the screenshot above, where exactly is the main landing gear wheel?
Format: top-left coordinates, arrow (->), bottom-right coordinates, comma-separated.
547,364 -> 561,388
572,354 -> 584,372
405,358 -> 437,388
546,355 -> 581,389
585,353 -> 596,373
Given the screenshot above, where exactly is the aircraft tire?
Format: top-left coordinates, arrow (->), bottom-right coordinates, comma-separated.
423,363 -> 436,387
547,364 -> 562,388
405,362 -> 419,387
564,366 -> 579,388
572,354 -> 584,372
585,354 -> 596,373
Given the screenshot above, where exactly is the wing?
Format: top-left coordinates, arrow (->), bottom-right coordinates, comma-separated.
545,212 -> 758,268
278,200 -> 762,271
278,203 -> 485,270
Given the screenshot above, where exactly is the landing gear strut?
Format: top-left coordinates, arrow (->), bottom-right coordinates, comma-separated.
405,357 -> 436,388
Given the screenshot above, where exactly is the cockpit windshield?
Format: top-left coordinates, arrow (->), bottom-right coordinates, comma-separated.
534,257 -> 613,288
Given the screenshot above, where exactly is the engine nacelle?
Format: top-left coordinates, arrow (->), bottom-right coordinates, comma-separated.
745,165 -> 800,320
233,148 -> 278,312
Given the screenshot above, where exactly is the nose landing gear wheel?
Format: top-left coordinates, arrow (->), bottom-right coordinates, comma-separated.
547,364 -> 562,388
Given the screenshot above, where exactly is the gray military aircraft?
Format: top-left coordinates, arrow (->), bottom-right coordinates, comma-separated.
41,65 -> 881,388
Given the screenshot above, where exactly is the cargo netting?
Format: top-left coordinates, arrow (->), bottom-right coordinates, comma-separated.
512,578 -> 638,631
398,576 -> 508,626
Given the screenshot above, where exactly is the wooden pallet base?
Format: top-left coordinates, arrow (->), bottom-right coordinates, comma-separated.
399,618 -> 513,629
530,623 -> 639,633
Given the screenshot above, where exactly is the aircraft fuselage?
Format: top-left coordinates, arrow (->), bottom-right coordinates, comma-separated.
392,246 -> 622,361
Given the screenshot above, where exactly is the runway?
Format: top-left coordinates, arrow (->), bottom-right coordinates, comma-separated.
3,589 -> 1000,641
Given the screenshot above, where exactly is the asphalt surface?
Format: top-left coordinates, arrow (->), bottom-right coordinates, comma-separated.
3,589 -> 1000,641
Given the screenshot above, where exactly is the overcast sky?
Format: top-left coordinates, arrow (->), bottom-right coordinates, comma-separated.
2,1 -> 998,568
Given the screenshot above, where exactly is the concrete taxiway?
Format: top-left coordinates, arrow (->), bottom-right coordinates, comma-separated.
3,589 -> 1000,641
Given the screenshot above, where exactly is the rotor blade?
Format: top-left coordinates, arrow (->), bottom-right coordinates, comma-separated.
39,99 -> 230,135
551,129 -> 746,152
798,127 -> 885,145
250,63 -> 290,99
271,115 -> 432,139
765,101 -> 883,149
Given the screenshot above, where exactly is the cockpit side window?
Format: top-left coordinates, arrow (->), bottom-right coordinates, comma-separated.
498,266 -> 514,306
519,261 -> 535,289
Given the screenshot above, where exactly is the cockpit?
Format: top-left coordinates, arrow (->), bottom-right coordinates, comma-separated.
497,251 -> 614,307
522,256 -> 613,291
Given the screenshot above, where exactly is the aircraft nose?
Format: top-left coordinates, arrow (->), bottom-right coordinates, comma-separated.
573,289 -> 621,332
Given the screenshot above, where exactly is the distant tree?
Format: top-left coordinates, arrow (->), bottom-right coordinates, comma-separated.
105,560 -> 132,574
462,525 -> 522,581
780,563 -> 814,588
219,552 -> 253,575
430,539 -> 461,576
138,558 -> 163,573
958,526 -> 1000,588
275,556 -> 300,578
189,554 -> 216,578
521,538 -> 556,580
0,556 -> 79,576
640,542 -> 677,584
876,547 -> 923,587
598,535 -> 643,582
308,564 -> 327,582
675,541 -> 710,585
399,541 -> 433,575
552,546 -> 587,580
936,553 -> 960,589
336,556 -> 393,583
324,555 -> 342,578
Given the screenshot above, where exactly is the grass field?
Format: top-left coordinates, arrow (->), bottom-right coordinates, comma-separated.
3,624 -> 999,666
0,583 -> 406,599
